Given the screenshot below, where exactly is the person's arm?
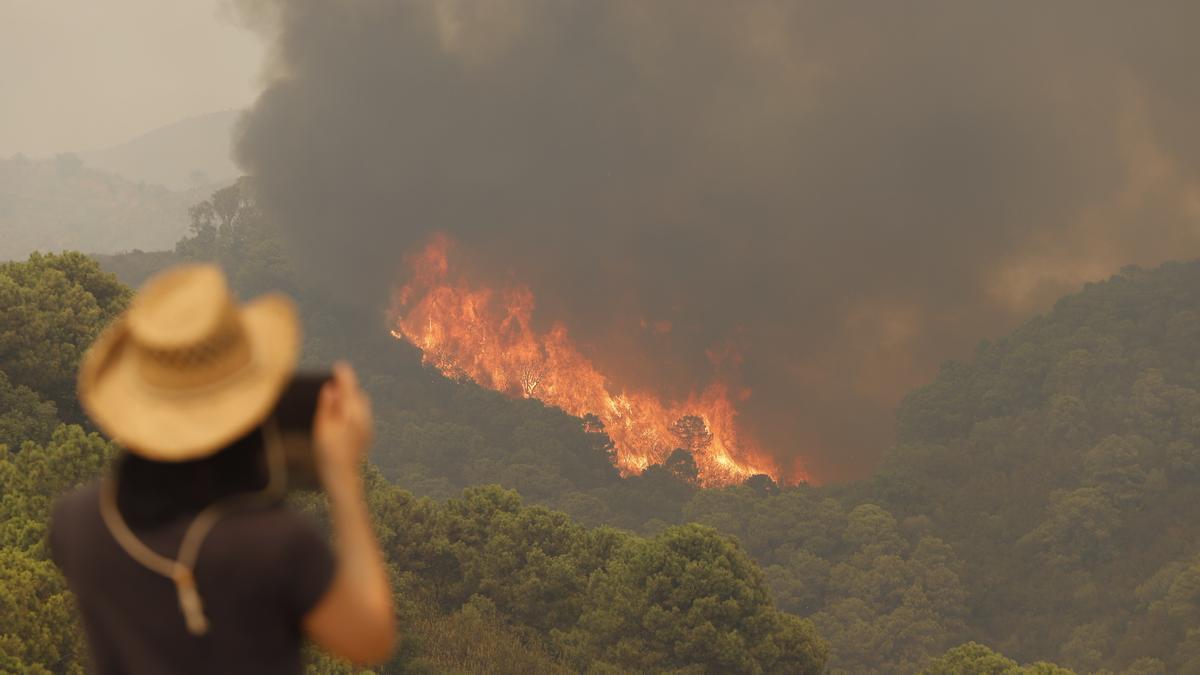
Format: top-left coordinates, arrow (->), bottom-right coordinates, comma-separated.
303,362 -> 396,664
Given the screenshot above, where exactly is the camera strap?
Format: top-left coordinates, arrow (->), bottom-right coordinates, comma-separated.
97,418 -> 291,636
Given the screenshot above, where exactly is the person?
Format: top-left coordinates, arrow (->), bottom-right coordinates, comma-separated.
49,264 -> 395,673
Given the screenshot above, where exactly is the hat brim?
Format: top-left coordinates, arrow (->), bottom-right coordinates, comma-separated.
78,294 -> 300,462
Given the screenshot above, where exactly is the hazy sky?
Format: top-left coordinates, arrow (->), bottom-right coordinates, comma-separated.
0,0 -> 262,157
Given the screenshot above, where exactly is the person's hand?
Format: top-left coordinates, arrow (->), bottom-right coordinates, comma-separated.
313,362 -> 374,486
305,363 -> 395,664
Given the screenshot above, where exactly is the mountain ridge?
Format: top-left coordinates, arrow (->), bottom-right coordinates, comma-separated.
78,110 -> 241,190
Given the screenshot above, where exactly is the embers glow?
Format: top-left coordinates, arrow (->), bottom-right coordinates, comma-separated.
390,234 -> 792,486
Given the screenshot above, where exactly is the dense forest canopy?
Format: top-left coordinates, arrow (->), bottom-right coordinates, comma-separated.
9,181 -> 1200,672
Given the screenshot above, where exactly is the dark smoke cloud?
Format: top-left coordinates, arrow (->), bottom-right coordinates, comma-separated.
234,0 -> 1200,482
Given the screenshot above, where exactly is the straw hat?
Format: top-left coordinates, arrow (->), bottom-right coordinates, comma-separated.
78,264 -> 300,461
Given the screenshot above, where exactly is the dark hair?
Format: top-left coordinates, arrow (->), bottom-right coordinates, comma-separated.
116,427 -> 272,529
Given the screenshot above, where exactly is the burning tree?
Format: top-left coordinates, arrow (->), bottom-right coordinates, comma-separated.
669,415 -> 714,456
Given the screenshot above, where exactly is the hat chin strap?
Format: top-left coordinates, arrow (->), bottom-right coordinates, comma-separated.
98,419 -> 292,636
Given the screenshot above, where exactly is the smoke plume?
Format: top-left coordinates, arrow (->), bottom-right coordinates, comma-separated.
234,0 -> 1200,482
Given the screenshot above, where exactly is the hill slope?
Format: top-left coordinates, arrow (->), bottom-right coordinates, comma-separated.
867,260 -> 1200,671
79,110 -> 241,190
98,183 -> 1181,672
0,155 -> 219,261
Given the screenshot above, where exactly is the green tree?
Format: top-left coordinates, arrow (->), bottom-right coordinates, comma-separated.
0,371 -> 58,450
0,252 -> 129,418
0,548 -> 87,674
1082,434 -> 1152,506
0,425 -> 116,553
563,524 -> 828,673
1019,487 -> 1121,569
921,642 -> 1074,674
175,178 -> 295,298
0,425 -> 115,673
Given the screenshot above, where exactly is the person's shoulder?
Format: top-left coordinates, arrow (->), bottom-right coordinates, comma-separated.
210,502 -> 333,592
222,502 -> 329,552
49,481 -> 103,564
241,501 -> 325,531
51,481 -> 102,527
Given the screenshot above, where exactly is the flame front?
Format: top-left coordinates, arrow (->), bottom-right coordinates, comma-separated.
390,235 -> 789,486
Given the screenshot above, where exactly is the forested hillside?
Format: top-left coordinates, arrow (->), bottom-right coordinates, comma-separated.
14,180 -> 1200,672
863,260 -> 1200,672
0,217 -> 828,672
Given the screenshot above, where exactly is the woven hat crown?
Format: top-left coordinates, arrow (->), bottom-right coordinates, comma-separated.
125,265 -> 253,391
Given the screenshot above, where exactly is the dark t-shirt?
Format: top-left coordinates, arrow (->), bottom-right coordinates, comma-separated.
50,483 -> 335,675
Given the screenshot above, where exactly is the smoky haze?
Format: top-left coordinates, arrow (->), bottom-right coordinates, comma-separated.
234,0 -> 1200,482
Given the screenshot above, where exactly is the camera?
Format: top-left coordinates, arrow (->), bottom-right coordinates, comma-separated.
269,371 -> 332,491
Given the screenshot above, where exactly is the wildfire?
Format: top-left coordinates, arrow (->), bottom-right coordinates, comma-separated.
390,234 -> 786,486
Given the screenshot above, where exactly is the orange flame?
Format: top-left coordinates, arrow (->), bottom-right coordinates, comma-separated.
390,234 -> 792,486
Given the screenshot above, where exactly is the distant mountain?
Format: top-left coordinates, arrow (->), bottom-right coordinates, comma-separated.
0,154 -> 219,260
79,110 -> 241,190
